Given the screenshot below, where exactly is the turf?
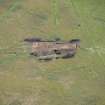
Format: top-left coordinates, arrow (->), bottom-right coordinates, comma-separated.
0,0 -> 105,105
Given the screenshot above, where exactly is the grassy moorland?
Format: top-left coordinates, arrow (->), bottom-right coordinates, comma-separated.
0,0 -> 105,105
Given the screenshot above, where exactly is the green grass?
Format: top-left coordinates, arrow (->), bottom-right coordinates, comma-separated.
0,0 -> 105,105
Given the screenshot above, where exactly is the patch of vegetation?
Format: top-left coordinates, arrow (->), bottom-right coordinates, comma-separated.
0,0 -> 105,105
0,0 -> 4,4
9,100 -> 21,105
0,0 -> 22,21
